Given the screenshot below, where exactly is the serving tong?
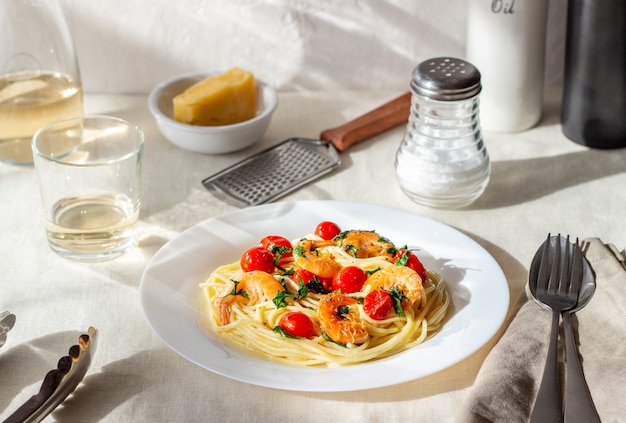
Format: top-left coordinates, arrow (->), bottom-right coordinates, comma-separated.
0,311 -> 16,349
3,326 -> 98,423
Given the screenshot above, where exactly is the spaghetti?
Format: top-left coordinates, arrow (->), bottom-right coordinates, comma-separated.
200,228 -> 450,367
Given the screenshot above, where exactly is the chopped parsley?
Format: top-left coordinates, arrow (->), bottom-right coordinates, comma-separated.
293,245 -> 305,257
304,276 -> 327,294
270,245 -> 292,270
365,267 -> 381,277
336,305 -> 350,319
273,326 -> 298,338
344,244 -> 359,257
395,250 -> 411,266
229,280 -> 248,299
272,281 -> 309,308
321,330 -> 347,347
388,286 -> 408,317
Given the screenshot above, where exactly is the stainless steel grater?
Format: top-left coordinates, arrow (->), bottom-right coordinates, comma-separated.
202,138 -> 340,207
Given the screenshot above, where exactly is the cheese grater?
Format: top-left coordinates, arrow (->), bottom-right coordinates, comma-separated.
202,92 -> 411,207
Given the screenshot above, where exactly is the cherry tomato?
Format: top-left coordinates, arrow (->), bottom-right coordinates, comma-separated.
240,246 -> 275,273
293,268 -> 328,293
363,290 -> 394,320
394,249 -> 428,281
278,312 -> 315,338
332,266 -> 367,294
314,221 -> 342,240
317,275 -> 334,293
293,268 -> 315,284
259,235 -> 293,265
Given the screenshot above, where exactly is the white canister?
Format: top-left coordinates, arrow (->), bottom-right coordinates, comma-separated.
466,0 -> 549,132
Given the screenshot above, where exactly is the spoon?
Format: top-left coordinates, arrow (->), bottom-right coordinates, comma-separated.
562,243 -> 600,422
529,237 -> 599,422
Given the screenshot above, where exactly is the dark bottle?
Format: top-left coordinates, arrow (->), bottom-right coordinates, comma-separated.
561,0 -> 626,148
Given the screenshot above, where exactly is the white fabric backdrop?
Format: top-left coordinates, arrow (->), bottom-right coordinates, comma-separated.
59,0 -> 568,94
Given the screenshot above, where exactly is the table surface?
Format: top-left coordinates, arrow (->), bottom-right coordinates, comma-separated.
1,90 -> 624,422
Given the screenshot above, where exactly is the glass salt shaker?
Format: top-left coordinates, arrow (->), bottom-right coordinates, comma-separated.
395,57 -> 490,209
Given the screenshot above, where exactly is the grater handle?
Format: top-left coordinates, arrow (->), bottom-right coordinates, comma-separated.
319,92 -> 411,152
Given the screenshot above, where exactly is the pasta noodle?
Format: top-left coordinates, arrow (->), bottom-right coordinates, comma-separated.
199,231 -> 450,367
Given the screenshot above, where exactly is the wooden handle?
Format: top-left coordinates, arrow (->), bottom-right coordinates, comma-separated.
319,92 -> 411,152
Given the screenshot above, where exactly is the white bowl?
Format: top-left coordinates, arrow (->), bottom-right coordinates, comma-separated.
148,72 -> 278,154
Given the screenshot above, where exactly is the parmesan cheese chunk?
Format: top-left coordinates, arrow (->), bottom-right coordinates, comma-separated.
173,67 -> 257,126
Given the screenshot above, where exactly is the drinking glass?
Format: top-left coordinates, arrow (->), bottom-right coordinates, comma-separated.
32,115 -> 144,262
0,0 -> 83,166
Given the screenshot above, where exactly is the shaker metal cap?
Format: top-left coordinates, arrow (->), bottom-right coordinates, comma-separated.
411,57 -> 481,101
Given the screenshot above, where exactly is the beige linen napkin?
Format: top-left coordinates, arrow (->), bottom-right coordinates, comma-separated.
461,238 -> 626,423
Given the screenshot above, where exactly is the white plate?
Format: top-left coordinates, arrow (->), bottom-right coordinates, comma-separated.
139,201 -> 509,392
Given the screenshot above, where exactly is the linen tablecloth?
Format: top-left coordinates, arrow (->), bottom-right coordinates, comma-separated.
1,91 -> 625,422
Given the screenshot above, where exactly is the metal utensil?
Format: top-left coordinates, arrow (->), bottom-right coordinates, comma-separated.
0,311 -> 16,348
563,241 -> 600,423
528,234 -> 583,422
202,92 -> 411,207
4,327 -> 97,423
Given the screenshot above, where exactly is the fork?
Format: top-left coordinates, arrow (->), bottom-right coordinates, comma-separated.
530,234 -> 584,423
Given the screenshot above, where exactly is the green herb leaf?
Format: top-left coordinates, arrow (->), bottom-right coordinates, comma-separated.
293,245 -> 305,257
395,250 -> 410,267
272,281 -> 310,309
229,280 -> 249,299
304,276 -> 327,294
278,268 -> 295,277
365,267 -> 381,277
270,245 -> 292,270
273,291 -> 289,308
296,281 -> 309,299
321,330 -> 347,347
345,244 -> 358,257
336,305 -> 350,319
273,326 -> 298,338
332,231 -> 349,242
388,286 -> 407,317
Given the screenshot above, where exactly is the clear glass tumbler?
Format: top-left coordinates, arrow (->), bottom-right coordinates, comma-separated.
32,115 -> 144,262
0,0 -> 83,166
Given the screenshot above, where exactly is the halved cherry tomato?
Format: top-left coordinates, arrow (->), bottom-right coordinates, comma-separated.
259,235 -> 292,265
314,221 -> 342,240
363,289 -> 393,320
394,249 -> 428,281
240,246 -> 275,273
332,266 -> 367,294
278,312 -> 315,338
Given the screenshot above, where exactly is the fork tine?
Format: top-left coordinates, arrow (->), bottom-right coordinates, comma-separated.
537,233 -> 552,293
558,234 -> 572,295
547,234 -> 561,294
568,237 -> 584,303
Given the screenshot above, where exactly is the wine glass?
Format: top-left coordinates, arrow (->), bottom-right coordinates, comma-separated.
0,0 -> 83,166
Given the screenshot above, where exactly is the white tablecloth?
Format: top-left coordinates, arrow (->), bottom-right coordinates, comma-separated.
1,91 -> 624,422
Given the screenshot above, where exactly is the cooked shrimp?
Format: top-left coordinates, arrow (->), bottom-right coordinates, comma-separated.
217,270 -> 285,325
335,230 -> 395,260
363,266 -> 423,309
293,238 -> 342,279
317,293 -> 369,345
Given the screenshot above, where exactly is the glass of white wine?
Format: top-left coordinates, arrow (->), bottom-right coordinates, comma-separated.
0,0 -> 83,166
32,115 -> 144,262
